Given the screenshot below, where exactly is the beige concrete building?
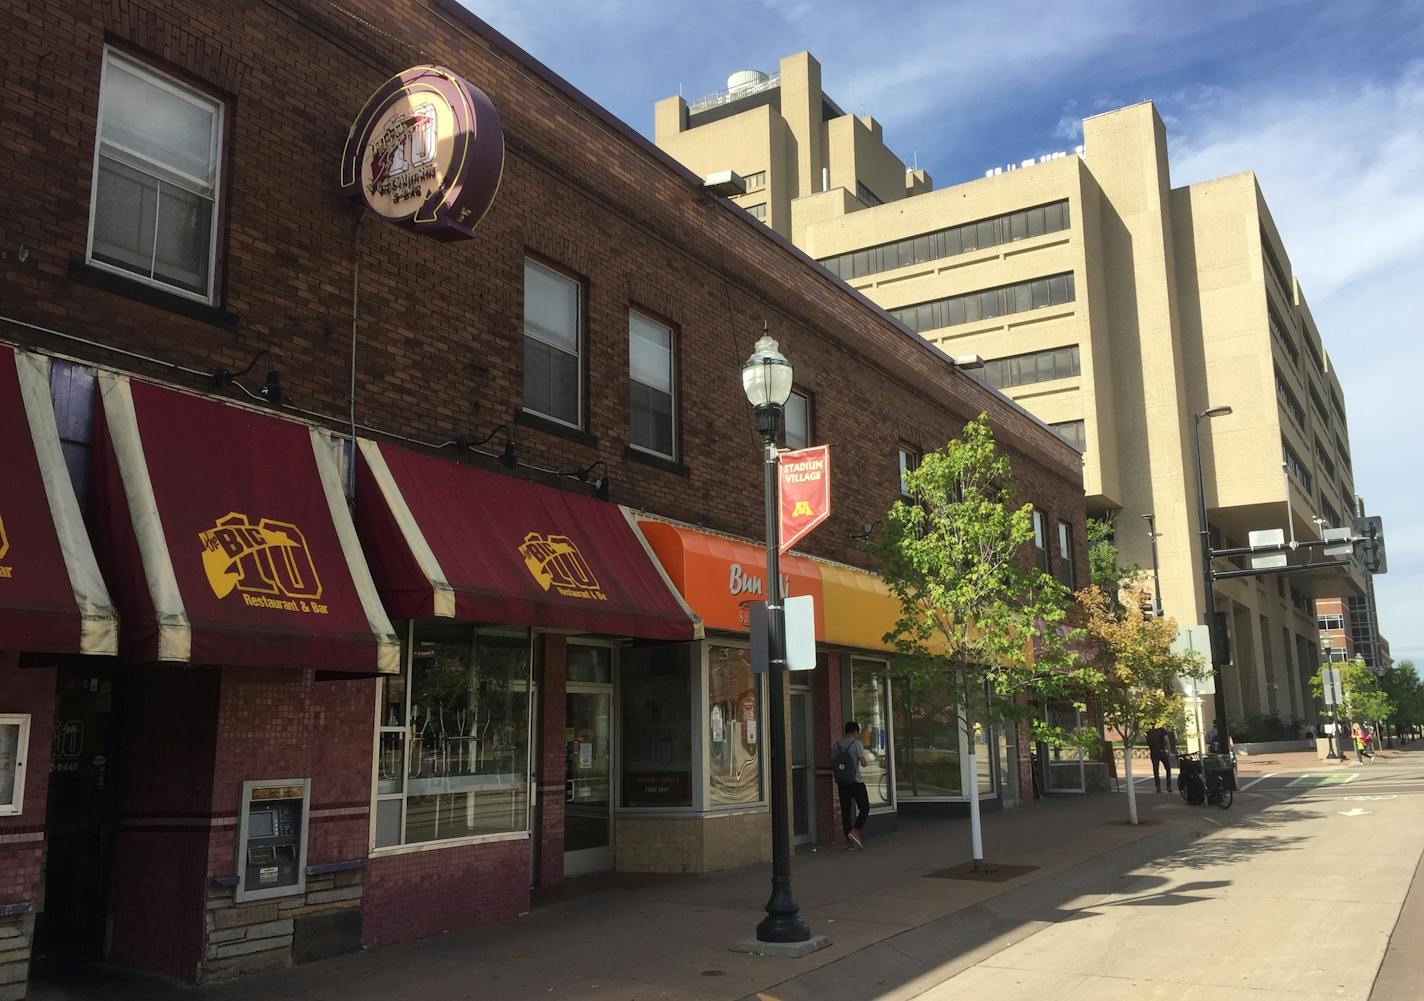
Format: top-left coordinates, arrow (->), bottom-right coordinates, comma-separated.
657,54 -> 1372,729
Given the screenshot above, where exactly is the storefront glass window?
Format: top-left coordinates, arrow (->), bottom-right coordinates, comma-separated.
892,673 -> 962,798
621,644 -> 694,808
373,624 -> 531,848
707,644 -> 763,807
567,644 -> 612,684
849,659 -> 893,808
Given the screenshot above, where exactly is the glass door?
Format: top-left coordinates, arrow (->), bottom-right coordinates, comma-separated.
1043,701 -> 1086,793
564,687 -> 613,875
790,688 -> 814,844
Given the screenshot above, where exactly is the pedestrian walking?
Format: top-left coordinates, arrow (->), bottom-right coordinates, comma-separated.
1145,725 -> 1177,792
1351,722 -> 1372,763
832,721 -> 871,850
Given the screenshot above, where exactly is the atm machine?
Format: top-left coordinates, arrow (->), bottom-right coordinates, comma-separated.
235,778 -> 310,902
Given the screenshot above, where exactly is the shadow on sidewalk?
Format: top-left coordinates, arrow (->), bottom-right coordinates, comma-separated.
30,777 -> 1335,1001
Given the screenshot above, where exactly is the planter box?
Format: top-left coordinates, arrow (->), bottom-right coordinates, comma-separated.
1233,739 -> 1313,756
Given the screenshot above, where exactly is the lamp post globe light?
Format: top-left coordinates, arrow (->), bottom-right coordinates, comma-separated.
1192,406 -> 1234,756
740,330 -> 811,946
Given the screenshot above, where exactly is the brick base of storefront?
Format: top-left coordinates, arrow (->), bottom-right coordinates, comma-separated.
361,838 -> 530,949
615,810 -> 771,874
200,867 -> 365,983
0,912 -> 33,1001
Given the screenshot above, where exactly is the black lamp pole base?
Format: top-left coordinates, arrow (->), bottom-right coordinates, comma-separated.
756,908 -> 811,944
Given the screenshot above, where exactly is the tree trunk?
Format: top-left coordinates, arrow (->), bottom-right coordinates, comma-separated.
1123,744 -> 1139,825
967,746 -> 984,866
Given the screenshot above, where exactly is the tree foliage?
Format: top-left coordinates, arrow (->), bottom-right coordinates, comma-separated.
869,415 -> 1099,757
1378,661 -> 1424,730
1311,659 -> 1395,723
1078,584 -> 1206,823
1086,516 -> 1144,611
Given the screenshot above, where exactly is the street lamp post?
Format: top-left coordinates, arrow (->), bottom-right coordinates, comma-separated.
1142,513 -> 1163,617
1192,407 -> 1234,754
741,331 -> 811,945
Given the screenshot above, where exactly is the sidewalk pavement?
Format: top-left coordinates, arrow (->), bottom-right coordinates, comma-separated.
34,746 -> 1424,1001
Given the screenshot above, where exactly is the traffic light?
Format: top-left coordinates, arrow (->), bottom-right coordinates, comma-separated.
1352,515 -> 1387,575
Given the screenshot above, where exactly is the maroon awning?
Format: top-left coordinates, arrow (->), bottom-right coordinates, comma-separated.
90,373 -> 398,672
0,347 -> 116,655
355,440 -> 699,640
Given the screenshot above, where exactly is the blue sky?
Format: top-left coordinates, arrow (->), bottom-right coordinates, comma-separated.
466,0 -> 1424,664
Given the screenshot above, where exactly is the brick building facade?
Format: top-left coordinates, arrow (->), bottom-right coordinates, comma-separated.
0,1 -> 1087,995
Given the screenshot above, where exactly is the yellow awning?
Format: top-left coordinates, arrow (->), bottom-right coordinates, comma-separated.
817,562 -> 901,652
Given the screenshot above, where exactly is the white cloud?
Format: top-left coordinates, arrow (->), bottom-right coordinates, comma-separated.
1169,62 -> 1424,663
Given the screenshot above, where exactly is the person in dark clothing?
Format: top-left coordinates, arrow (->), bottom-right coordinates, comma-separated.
832,721 -> 871,849
1145,725 -> 1177,793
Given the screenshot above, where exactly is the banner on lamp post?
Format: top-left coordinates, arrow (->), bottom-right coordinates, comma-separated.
778,446 -> 831,555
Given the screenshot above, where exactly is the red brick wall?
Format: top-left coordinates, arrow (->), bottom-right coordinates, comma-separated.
107,667 -> 219,981
535,635 -> 566,887
362,838 -> 529,947
205,669 -> 376,877
813,652 -> 844,843
0,655 -> 55,908
0,0 -> 1085,584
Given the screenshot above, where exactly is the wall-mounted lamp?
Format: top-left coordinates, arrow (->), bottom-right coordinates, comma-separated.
848,521 -> 879,541
564,461 -> 610,501
212,348 -> 283,408
443,424 -> 517,469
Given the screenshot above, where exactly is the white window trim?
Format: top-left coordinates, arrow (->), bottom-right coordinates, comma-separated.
627,308 -> 677,461
522,259 -> 584,430
0,714 -> 31,816
848,656 -> 896,814
86,46 -> 223,305
367,622 -> 535,853
702,639 -> 769,813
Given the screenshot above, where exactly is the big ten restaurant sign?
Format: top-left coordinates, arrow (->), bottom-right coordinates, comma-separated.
340,65 -> 505,241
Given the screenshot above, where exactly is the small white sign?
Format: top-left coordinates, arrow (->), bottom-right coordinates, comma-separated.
784,594 -> 816,670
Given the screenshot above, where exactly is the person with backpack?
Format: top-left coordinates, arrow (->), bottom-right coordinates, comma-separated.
832,721 -> 871,849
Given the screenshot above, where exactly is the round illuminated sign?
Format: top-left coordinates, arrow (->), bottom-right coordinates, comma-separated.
340,65 -> 504,241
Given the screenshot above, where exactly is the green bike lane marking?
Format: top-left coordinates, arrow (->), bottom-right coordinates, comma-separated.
1286,773 -> 1359,788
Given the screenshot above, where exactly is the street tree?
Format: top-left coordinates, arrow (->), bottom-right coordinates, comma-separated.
1378,660 -> 1424,744
1312,659 -> 1395,749
1085,516 -> 1143,611
1079,584 -> 1207,824
869,415 -> 1098,868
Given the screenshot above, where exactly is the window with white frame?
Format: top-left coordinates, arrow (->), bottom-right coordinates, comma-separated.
746,202 -> 768,222
523,259 -> 582,427
707,644 -> 763,807
1032,510 -> 1050,573
89,48 -> 223,301
849,659 -> 893,809
628,310 -> 676,458
783,390 -> 810,450
374,624 -> 532,849
1056,521 -> 1074,587
898,445 -> 919,496
0,714 -> 31,815
742,171 -> 766,191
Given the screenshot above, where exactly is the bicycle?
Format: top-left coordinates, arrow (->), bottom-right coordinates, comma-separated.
1177,751 -> 1233,809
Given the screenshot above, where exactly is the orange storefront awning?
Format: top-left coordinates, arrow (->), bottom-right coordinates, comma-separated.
636,519 -> 824,637
817,562 -> 901,653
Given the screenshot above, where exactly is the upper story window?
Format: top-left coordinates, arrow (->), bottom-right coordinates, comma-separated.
628,310 -> 676,459
819,200 -> 1070,282
743,171 -> 766,191
1032,510 -> 1050,573
890,273 -> 1075,335
981,345 -> 1080,390
1050,420 -> 1086,452
898,445 -> 919,496
1056,521 -> 1074,587
746,202 -> 768,222
783,390 -> 811,450
523,259 -> 582,428
856,182 -> 884,207
88,48 -> 224,303
1282,438 -> 1312,493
